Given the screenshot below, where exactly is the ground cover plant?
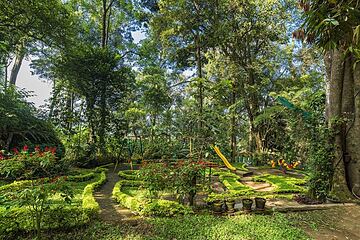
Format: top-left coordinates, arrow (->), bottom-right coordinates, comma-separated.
15,213 -> 310,240
253,174 -> 307,193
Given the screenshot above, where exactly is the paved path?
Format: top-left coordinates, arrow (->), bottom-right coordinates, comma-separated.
94,166 -> 138,224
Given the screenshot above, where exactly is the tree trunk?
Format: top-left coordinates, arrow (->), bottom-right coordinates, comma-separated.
5,133 -> 13,151
246,70 -> 262,152
230,81 -> 237,162
326,48 -> 353,199
48,80 -> 59,119
99,81 -> 107,158
9,50 -> 25,86
101,0 -> 108,48
86,97 -> 97,148
195,32 -> 204,160
346,61 -> 360,196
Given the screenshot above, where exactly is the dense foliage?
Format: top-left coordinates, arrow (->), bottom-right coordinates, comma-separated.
1,1 -> 360,239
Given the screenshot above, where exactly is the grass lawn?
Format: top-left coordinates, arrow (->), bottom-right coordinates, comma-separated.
18,213 -> 310,240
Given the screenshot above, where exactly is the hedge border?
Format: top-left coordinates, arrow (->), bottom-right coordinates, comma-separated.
82,170 -> 107,216
112,178 -> 193,217
0,168 -> 107,236
118,170 -> 139,180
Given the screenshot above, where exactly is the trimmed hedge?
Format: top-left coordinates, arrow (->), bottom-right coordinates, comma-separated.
67,172 -> 96,182
0,169 -> 107,237
112,179 -> 193,217
118,170 -> 139,180
252,174 -> 307,193
82,170 -> 107,217
0,179 -> 32,193
216,170 -> 253,193
0,206 -> 87,237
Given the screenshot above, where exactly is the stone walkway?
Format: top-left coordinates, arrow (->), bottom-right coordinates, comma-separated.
94,166 -> 139,224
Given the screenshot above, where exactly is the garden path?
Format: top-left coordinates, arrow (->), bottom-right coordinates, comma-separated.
296,205 -> 360,240
94,165 -> 138,224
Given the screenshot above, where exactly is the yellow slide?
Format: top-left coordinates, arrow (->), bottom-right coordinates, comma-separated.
213,146 -> 236,171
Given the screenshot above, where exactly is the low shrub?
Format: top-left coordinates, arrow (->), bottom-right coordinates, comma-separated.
112,179 -> 193,216
0,159 -> 25,179
253,174 -> 307,193
0,168 -> 107,237
0,146 -> 69,180
215,170 -> 253,192
0,205 -> 87,238
82,170 -> 107,217
142,199 -> 193,217
0,179 -> 32,193
118,170 -> 139,180
67,172 -> 96,182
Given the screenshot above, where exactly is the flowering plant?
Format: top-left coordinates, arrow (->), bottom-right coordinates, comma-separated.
270,159 -> 301,173
139,160 -> 206,205
0,145 -> 68,179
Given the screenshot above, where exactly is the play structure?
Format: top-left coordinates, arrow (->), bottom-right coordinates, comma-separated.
213,146 -> 236,171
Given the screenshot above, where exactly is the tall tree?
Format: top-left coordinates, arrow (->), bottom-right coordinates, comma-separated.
301,0 -> 360,198
211,0 -> 289,153
0,0 -> 74,86
151,0 -> 218,159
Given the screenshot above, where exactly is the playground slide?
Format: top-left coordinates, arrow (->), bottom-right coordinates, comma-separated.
213,146 -> 236,171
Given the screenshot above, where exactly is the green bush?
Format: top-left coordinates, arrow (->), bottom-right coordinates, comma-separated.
0,169 -> 107,237
0,205 -> 87,238
0,159 -> 25,179
0,148 -> 69,180
118,170 -> 139,180
218,172 -> 250,191
142,199 -> 193,217
112,180 -> 144,212
0,87 -> 62,153
112,179 -> 193,216
68,172 -> 96,182
82,170 -> 107,217
0,179 -> 32,193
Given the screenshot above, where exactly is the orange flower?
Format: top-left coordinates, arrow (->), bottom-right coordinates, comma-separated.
270,160 -> 276,168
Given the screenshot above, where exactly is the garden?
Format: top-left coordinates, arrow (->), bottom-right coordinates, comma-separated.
1,0 -> 360,239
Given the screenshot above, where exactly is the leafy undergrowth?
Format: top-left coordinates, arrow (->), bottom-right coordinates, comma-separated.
253,174 -> 307,193
16,213 -> 310,240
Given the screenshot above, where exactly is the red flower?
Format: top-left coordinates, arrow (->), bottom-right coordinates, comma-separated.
12,148 -> 19,154
23,145 -> 29,152
45,146 -> 49,152
35,146 -> 40,152
50,147 -> 56,154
